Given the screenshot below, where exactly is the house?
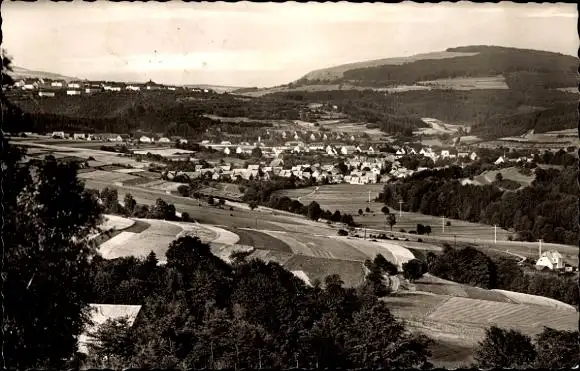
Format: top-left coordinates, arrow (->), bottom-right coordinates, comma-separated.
139,136 -> 153,143
201,140 -> 210,145
51,131 -> 65,139
78,304 -> 142,355
440,150 -> 450,158
38,91 -> 55,97
395,148 -> 406,157
236,146 -> 243,154
310,133 -> 317,141
368,146 -> 375,154
158,137 -> 171,143
103,85 -> 122,92
68,82 -> 81,89
126,85 -> 141,91
341,146 -> 356,155
224,147 -> 231,155
84,87 -> 101,94
248,164 -> 260,171
270,159 -> 284,167
51,81 -> 64,88
178,139 -> 188,144
107,135 -> 125,142
535,250 -> 564,270
470,152 -> 479,161
494,156 -> 505,165
458,152 -> 469,158
73,133 -> 86,140
220,141 -> 232,146
66,90 -> 81,96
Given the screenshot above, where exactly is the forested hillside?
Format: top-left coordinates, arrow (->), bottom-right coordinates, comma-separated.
333,46 -> 576,90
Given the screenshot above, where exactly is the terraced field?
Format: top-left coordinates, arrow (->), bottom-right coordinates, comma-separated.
428,296 -> 579,336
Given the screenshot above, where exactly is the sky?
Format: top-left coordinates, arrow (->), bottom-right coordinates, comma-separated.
2,1 -> 578,87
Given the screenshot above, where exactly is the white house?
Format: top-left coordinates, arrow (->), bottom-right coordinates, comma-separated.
536,250 -> 564,270
220,141 -> 232,146
158,137 -> 171,143
51,131 -> 65,138
68,82 -> 81,89
470,152 -> 479,161
85,88 -> 101,94
310,133 -> 317,141
395,148 -> 406,157
440,150 -> 450,158
224,147 -> 231,155
236,146 -> 243,154
51,81 -> 64,88
67,90 -> 81,96
139,136 -> 152,143
126,85 -> 141,91
368,146 -> 375,154
178,139 -> 188,144
494,156 -> 505,165
104,85 -> 122,92
73,133 -> 86,140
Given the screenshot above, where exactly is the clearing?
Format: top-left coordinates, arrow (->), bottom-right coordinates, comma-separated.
417,75 -> 509,90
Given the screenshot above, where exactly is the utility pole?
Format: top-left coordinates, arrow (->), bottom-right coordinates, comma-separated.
494,225 -> 497,244
538,239 -> 543,258
454,235 -> 457,248
441,216 -> 446,233
368,190 -> 371,203
398,200 -> 403,219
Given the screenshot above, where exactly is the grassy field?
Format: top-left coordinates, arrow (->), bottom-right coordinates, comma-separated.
428,296 -> 579,335
472,167 -> 535,187
275,184 -> 513,241
198,183 -> 245,201
223,227 -> 293,253
78,170 -> 139,183
284,255 -> 366,288
491,289 -> 577,311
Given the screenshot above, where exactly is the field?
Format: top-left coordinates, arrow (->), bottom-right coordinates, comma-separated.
427,296 -> 579,336
142,180 -> 189,192
471,166 -> 535,188
417,75 -> 509,90
381,290 -> 579,368
133,148 -> 195,157
274,184 -> 513,241
78,170 -> 139,184
198,183 -> 245,201
97,218 -> 239,263
283,255 -> 366,288
100,214 -> 136,231
491,289 -> 577,311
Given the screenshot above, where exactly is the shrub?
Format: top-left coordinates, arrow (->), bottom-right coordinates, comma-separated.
338,229 -> 348,236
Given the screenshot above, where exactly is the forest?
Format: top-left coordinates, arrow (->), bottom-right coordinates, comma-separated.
377,166 -> 578,245
340,46 -> 577,89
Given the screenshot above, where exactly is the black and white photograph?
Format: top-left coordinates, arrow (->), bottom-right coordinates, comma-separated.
1,1 -> 578,369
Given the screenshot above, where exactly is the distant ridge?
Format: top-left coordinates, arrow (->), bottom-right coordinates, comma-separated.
184,84 -> 247,93
9,65 -> 79,82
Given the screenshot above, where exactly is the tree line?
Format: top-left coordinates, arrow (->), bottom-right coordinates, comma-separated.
377,166 -> 578,245
413,246 -> 578,306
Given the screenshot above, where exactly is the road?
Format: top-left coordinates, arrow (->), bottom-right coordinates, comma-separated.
297,186 -> 319,201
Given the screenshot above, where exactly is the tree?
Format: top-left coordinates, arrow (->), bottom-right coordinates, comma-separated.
3,138 -> 103,369
381,206 -> 390,215
307,201 -> 322,221
373,254 -> 398,276
149,198 -> 176,220
345,302 -> 432,369
495,172 -> 504,182
424,225 -> 432,236
358,209 -> 363,216
474,326 -> 536,369
208,195 -> 215,206
387,213 -> 397,231
249,201 -> 258,210
416,224 -> 425,235
534,328 -> 579,369
402,259 -> 425,282
218,198 -> 226,206
123,193 -> 137,215
181,212 -> 191,222
251,146 -> 263,158
177,184 -> 190,197
86,316 -> 135,368
365,206 -> 371,213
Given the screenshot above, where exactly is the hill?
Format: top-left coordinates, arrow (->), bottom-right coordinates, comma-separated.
9,65 -> 79,82
296,46 -> 577,90
184,84 -> 247,93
